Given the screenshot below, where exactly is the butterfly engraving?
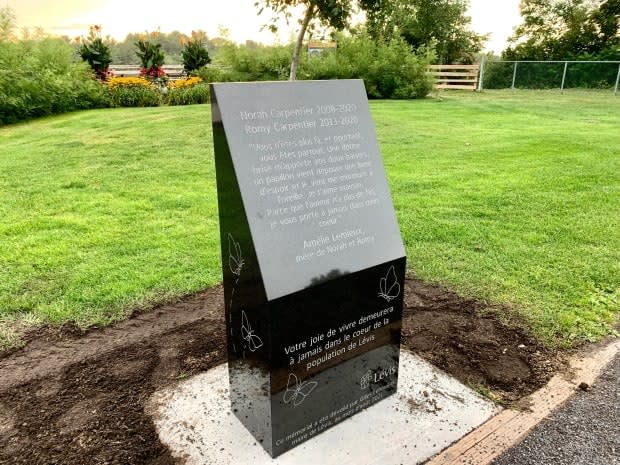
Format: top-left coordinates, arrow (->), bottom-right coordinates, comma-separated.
283,373 -> 318,407
228,233 -> 244,276
378,265 -> 400,302
241,310 -> 263,352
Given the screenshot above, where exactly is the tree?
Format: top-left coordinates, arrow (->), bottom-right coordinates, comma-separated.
256,0 -> 379,80
590,0 -> 620,50
505,0 -> 619,60
365,0 -> 487,64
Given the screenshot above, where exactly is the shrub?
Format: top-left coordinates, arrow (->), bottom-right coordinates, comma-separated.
78,25 -> 112,80
196,66 -> 248,83
167,82 -> 210,105
207,33 -> 434,98
107,77 -> 161,107
135,39 -> 166,83
211,43 -> 292,81
181,38 -> 211,74
0,36 -> 109,124
302,33 -> 435,99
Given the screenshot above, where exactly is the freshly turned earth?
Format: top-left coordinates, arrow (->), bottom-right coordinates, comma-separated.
0,278 -> 560,465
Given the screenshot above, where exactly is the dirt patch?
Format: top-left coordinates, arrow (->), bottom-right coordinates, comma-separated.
0,277 -> 559,464
402,278 -> 561,403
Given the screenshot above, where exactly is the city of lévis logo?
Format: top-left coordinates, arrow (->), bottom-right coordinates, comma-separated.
360,366 -> 398,389
360,370 -> 372,390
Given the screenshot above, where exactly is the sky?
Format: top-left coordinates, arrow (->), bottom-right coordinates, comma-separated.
6,0 -> 521,54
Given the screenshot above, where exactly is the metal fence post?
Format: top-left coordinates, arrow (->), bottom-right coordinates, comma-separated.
511,62 -> 518,90
561,61 -> 568,93
477,56 -> 485,92
615,64 -> 620,95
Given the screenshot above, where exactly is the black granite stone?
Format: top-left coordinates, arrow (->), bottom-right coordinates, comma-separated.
211,80 -> 406,457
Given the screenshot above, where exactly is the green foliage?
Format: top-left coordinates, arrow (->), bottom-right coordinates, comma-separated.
484,56 -> 620,89
0,6 -> 16,42
257,0 -> 356,32
110,30 -> 221,65
506,0 -> 620,60
365,0 -> 487,64
202,33 -> 433,98
0,37 -> 109,124
135,39 -> 165,69
167,83 -> 210,105
302,32 -> 435,98
196,67 -> 238,83
108,83 -> 162,107
256,0 -> 382,79
78,25 -> 112,80
135,38 -> 167,84
181,38 -> 211,74
209,43 -> 293,81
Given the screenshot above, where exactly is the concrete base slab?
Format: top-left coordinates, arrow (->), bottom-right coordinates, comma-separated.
149,351 -> 500,465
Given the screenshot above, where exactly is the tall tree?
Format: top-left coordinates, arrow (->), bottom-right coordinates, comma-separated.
505,0 -> 619,59
365,0 -> 486,64
256,0 -> 379,80
590,0 -> 620,49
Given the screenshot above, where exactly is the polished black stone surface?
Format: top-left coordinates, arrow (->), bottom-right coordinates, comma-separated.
211,80 -> 406,457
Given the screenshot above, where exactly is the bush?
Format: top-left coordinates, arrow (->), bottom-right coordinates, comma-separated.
206,33 -> 434,98
0,37 -> 110,124
196,66 -> 248,83
167,82 -> 210,105
210,43 -> 292,81
181,38 -> 211,74
302,33 -> 435,99
135,39 -> 166,83
78,25 -> 112,80
107,77 -> 161,107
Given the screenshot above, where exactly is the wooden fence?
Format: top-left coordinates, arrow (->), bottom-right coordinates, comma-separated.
428,64 -> 480,91
109,65 -> 186,80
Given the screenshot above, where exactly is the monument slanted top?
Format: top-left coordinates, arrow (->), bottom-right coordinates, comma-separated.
212,80 -> 405,300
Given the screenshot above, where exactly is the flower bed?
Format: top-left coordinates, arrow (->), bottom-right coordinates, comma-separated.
105,75 -> 209,107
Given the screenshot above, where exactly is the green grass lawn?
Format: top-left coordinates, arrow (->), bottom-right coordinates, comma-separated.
1,90 -> 619,349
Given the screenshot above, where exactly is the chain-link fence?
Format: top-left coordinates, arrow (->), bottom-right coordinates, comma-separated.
480,60 -> 620,94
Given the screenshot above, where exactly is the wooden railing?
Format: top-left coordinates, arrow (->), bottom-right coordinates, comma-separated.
109,65 -> 186,80
428,64 -> 480,91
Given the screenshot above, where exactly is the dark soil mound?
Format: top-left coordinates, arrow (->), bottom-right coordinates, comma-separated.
402,278 -> 560,404
0,278 -> 559,465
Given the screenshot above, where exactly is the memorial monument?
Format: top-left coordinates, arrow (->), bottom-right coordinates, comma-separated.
211,80 -> 406,457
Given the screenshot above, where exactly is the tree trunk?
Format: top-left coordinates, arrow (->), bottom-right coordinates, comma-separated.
289,4 -> 315,81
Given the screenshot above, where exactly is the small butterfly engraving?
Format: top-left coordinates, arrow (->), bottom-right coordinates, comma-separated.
228,233 -> 244,276
378,265 -> 400,302
241,310 -> 263,352
283,373 -> 318,407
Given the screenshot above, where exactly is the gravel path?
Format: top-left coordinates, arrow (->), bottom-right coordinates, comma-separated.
492,352 -> 619,465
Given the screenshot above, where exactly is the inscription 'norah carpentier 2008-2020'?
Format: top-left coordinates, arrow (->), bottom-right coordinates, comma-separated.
241,104 -> 359,134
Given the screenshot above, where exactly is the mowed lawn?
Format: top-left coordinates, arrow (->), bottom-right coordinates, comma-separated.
1,90 -> 618,349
